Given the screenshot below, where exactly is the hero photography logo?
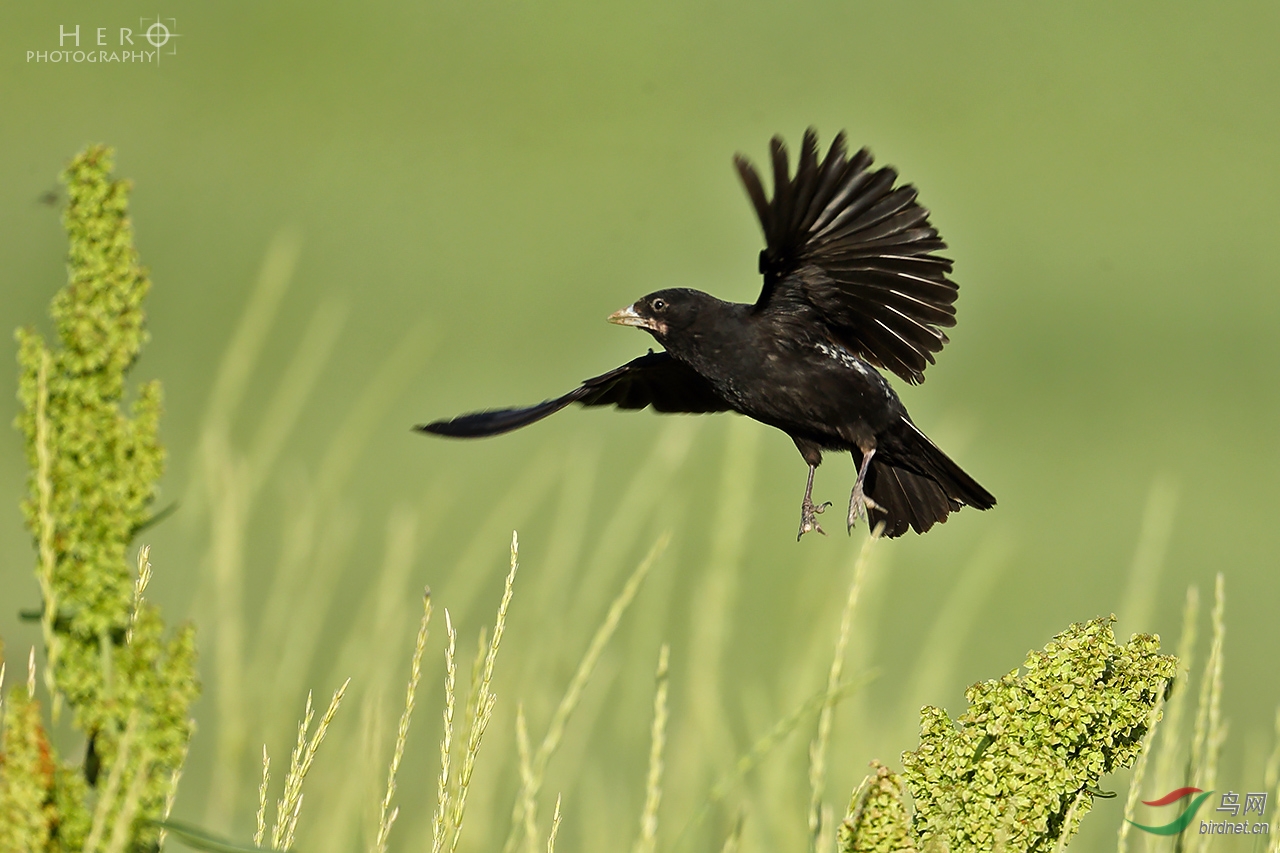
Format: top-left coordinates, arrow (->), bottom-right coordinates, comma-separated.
27,16 -> 181,65
1129,787 -> 1271,837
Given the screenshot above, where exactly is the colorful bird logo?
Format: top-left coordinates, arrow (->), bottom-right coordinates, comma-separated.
1128,788 -> 1215,835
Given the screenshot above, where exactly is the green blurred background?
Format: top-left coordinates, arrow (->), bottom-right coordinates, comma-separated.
3,1 -> 1279,850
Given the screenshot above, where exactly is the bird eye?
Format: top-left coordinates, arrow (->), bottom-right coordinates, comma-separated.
652,298 -> 666,311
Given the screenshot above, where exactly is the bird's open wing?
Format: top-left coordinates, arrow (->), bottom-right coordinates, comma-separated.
735,129 -> 957,384
417,350 -> 731,438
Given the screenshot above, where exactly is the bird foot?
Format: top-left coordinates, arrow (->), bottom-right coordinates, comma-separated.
846,486 -> 881,532
798,499 -> 832,540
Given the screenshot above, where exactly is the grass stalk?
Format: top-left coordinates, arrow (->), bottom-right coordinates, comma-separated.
1118,683 -> 1168,853
32,348 -> 61,718
199,229 -> 301,438
517,704 -> 538,852
1146,584 -> 1200,853
1053,790 -> 1087,853
1268,706 -> 1280,853
244,298 -> 347,494
1151,585 -> 1199,808
431,609 -> 458,853
199,240 -> 428,833
633,643 -> 671,853
272,678 -> 351,850
84,709 -> 141,853
809,524 -> 881,849
127,545 -> 153,646
255,746 -> 271,847
415,538 -> 525,853
157,740 -> 189,850
461,627 -> 487,776
1204,573 -> 1227,792
502,533 -> 669,853
683,672 -> 873,841
198,232 -> 300,826
200,302 -> 424,824
256,323 -> 429,715
277,692 -> 315,839
1267,706 -> 1280,794
1190,575 -> 1226,793
547,795 -> 563,853
718,810 -> 745,853
1185,575 -> 1225,853
373,590 -> 433,853
447,532 -> 521,853
203,437 -> 251,828
1188,582 -> 1216,789
103,749 -> 154,853
1118,478 -> 1179,637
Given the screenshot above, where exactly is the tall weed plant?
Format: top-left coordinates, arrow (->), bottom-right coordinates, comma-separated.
2,146 -> 197,852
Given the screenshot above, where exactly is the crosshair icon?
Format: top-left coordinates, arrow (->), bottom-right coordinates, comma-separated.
146,22 -> 170,48
139,16 -> 181,59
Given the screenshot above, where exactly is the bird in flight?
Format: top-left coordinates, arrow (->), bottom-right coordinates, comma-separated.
418,129 -> 995,539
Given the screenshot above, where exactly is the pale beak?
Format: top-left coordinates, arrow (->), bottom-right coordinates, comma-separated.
607,304 -> 647,328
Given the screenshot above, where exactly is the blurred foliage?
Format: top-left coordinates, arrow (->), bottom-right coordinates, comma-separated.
0,688 -> 62,851
2,146 -> 197,852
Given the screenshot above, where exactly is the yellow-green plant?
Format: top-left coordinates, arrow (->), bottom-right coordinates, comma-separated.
837,762 -> 916,853
837,616 -> 1176,853
1,145 -> 198,852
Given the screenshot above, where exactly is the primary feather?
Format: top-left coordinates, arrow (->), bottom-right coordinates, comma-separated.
736,128 -> 958,385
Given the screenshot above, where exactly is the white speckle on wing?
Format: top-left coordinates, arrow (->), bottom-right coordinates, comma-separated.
815,342 -> 870,375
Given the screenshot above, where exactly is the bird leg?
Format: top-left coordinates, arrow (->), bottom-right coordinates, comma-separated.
847,447 -> 881,532
797,464 -> 832,540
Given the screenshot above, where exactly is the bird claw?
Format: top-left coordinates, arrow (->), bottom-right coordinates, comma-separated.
846,486 -> 881,533
798,500 -> 832,540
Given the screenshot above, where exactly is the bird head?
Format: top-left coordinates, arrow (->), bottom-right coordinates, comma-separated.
607,288 -> 707,344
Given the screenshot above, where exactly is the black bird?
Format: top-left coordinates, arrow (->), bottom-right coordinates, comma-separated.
419,129 -> 995,539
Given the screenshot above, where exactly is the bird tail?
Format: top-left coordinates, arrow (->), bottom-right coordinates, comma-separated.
415,393 -> 579,438
865,418 -> 995,538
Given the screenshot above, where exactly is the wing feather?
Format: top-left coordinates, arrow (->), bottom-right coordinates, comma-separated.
738,130 -> 960,384
769,137 -> 795,246
417,351 -> 730,438
734,156 -> 772,242
810,169 -> 899,243
809,148 -> 875,235
798,132 -> 852,235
